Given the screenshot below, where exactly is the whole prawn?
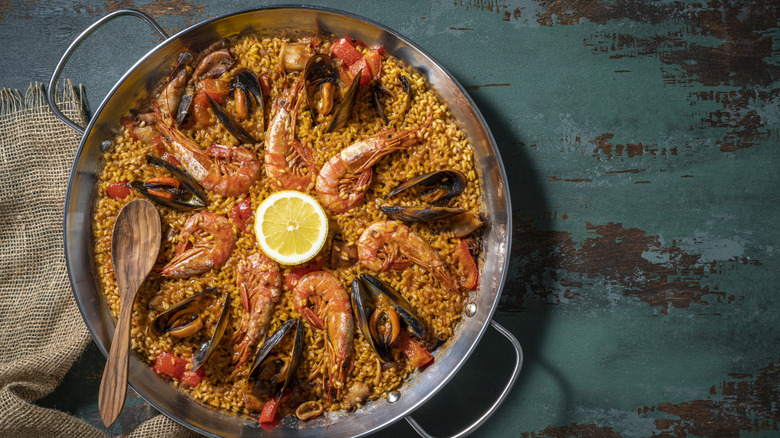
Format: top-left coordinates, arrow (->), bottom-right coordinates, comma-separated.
315,127 -> 424,214
161,211 -> 236,279
231,252 -> 282,367
155,106 -> 261,197
292,271 -> 354,398
357,220 -> 460,293
265,79 -> 316,191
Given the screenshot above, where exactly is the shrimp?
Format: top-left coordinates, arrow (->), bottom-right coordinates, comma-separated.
292,271 -> 354,398
265,79 -> 316,191
161,212 -> 236,279
315,128 -> 423,214
231,252 -> 283,367
357,220 -> 460,293
155,106 -> 261,197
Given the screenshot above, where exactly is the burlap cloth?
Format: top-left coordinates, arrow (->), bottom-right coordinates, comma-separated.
0,83 -> 201,437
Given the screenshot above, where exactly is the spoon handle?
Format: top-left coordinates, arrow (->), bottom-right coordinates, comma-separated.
98,290 -> 134,426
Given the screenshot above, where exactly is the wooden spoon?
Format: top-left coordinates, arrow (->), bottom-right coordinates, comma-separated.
99,199 -> 161,426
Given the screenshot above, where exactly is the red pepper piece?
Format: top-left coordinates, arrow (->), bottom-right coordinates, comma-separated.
363,49 -> 382,80
180,367 -> 205,386
106,181 -> 131,199
259,392 -> 287,423
153,352 -> 188,379
349,59 -> 371,86
153,352 -> 204,386
331,38 -> 364,66
453,239 -> 479,290
396,332 -> 434,369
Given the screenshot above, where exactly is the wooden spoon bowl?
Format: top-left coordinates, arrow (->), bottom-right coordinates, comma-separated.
98,199 -> 161,426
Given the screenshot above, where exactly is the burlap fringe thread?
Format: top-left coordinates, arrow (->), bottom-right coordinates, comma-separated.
0,81 -> 200,438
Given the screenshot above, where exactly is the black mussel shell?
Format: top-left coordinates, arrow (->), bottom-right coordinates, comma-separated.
304,53 -> 339,115
380,206 -> 467,223
206,94 -> 257,144
232,68 -> 264,128
351,277 -> 391,363
150,287 -> 219,337
383,169 -> 467,205
248,318 -> 303,401
360,274 -> 428,342
174,86 -> 195,126
132,155 -> 206,210
190,291 -> 231,371
371,81 -> 393,124
327,69 -> 361,133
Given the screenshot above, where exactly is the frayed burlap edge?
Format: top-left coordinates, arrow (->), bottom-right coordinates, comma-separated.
0,82 -> 201,438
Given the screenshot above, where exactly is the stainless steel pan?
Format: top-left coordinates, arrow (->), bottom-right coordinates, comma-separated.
48,6 -> 521,437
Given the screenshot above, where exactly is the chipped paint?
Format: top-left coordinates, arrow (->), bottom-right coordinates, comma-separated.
502,219 -> 743,314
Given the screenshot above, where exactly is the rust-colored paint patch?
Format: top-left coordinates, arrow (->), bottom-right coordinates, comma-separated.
104,0 -> 207,25
590,133 -> 678,160
0,0 -> 12,22
650,361 -> 780,436
691,89 -> 778,152
525,360 -> 779,436
502,219 -> 742,314
523,424 -> 621,437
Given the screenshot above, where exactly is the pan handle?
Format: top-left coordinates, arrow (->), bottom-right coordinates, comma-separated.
46,9 -> 168,134
405,320 -> 523,438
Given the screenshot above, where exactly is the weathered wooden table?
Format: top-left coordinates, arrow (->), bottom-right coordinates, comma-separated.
4,1 -> 777,436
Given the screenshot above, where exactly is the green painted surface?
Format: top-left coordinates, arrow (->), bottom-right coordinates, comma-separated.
4,0 -> 777,436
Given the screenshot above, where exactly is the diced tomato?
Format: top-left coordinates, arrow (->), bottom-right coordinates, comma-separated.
230,198 -> 252,233
331,37 -> 363,66
396,332 -> 434,369
259,393 -> 287,424
349,59 -> 371,86
192,91 -> 214,127
454,239 -> 479,290
153,352 -> 189,379
106,181 -> 131,199
197,79 -> 230,104
363,49 -> 382,80
153,352 -> 204,386
337,63 -> 353,90
180,368 -> 205,386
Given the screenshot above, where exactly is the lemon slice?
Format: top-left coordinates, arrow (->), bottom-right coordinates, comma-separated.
254,191 -> 328,265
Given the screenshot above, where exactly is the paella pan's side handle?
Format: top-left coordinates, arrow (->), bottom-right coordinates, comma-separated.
405,320 -> 523,438
46,9 -> 169,134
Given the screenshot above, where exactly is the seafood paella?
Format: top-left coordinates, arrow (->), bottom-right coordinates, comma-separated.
93,28 -> 484,424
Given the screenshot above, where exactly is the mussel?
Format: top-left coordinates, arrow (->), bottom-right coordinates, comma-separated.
149,287 -> 230,372
304,53 -> 339,116
380,206 -> 467,222
371,82 -> 393,124
327,69 -> 362,133
351,274 -> 429,363
206,94 -> 257,144
131,155 -> 207,210
248,318 -> 304,401
231,68 -> 265,129
383,169 -> 467,205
